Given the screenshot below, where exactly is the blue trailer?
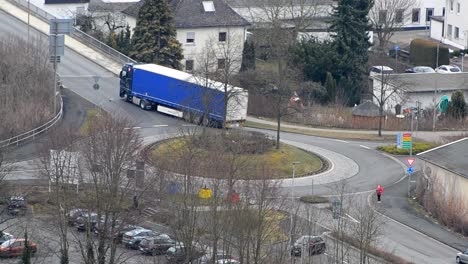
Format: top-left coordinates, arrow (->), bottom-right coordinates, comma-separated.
119,63 -> 248,127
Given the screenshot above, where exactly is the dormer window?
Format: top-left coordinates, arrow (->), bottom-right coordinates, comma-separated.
202,1 -> 215,12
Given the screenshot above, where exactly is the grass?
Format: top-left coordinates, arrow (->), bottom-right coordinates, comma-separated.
299,195 -> 329,204
150,137 -> 324,179
79,109 -> 99,135
245,120 -> 395,141
376,142 -> 438,155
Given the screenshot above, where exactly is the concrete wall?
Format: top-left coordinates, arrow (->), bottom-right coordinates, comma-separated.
443,0 -> 468,49
422,161 -> 468,210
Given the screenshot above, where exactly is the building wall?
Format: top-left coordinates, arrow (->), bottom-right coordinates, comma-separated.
176,26 -> 246,72
423,161 -> 468,210
29,0 -> 88,18
443,0 -> 468,49
401,0 -> 445,29
430,19 -> 444,41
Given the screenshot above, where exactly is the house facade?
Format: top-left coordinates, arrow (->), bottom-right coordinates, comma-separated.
122,0 -> 250,73
27,0 -> 90,19
430,0 -> 468,49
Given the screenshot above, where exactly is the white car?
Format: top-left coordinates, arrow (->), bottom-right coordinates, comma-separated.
435,65 -> 461,73
457,249 -> 468,263
369,66 -> 394,76
216,259 -> 240,264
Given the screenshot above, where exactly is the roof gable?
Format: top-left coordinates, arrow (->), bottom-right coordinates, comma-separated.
417,138 -> 468,178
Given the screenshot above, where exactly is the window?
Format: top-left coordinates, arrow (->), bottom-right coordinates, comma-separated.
443,7 -> 445,16
396,9 -> 404,23
412,9 -> 420,23
185,60 -> 194,71
219,32 -> 227,42
186,32 -> 195,44
450,0 -> 454,11
448,24 -> 453,38
378,10 -> 387,24
202,1 -> 215,12
455,27 -> 460,38
457,2 -> 461,13
426,8 -> 434,22
217,58 -> 226,70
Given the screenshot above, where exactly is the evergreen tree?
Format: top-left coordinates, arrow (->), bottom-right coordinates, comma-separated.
329,0 -> 373,105
130,0 -> 183,69
240,41 -> 256,72
324,72 -> 337,103
448,90 -> 467,119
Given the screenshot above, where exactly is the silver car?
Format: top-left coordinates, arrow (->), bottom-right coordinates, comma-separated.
457,249 -> 468,263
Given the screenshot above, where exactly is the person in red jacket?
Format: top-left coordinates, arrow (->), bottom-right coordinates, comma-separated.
376,185 -> 384,203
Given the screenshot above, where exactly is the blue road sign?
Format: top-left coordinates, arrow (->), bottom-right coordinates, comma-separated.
407,167 -> 414,174
394,45 -> 401,51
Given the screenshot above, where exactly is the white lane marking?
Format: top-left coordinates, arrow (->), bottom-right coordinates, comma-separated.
334,139 -> 348,143
152,125 -> 169,127
182,124 -> 197,127
124,127 -> 141,130
132,127 -> 141,129
359,144 -> 370,149
345,213 -> 360,224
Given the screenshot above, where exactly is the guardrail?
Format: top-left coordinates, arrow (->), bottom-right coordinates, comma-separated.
6,0 -> 136,65
0,96 -> 63,148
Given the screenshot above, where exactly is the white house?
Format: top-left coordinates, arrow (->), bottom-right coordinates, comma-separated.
27,0 -> 89,19
399,0 -> 445,30
431,0 -> 468,49
121,0 -> 250,72
371,72 -> 468,113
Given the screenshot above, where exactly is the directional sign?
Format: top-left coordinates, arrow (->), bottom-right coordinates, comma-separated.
407,158 -> 415,166
396,132 -> 402,149
407,167 -> 414,174
49,19 -> 73,34
394,45 -> 401,51
49,34 -> 65,56
402,133 -> 412,149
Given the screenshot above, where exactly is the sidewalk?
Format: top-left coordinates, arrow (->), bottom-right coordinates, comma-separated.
247,116 -> 467,143
371,170 -> 468,252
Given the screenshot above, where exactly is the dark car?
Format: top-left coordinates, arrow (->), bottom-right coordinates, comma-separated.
8,196 -> 27,216
0,239 -> 37,258
76,213 -> 99,232
115,225 -> 144,243
404,66 -> 435,73
139,234 -> 176,255
122,229 -> 159,249
67,209 -> 89,226
166,244 -> 205,264
291,236 -> 326,257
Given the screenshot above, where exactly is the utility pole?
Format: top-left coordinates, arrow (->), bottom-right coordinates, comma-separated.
27,0 -> 30,43
408,110 -> 414,197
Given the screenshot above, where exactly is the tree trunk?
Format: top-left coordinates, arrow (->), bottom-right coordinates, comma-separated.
378,105 -> 383,137
276,108 -> 281,150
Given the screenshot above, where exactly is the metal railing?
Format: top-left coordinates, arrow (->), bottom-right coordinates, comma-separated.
6,0 -> 136,65
0,96 -> 63,148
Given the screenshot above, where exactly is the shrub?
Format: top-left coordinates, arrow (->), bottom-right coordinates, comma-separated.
377,142 -> 437,155
410,39 -> 449,68
299,195 -> 329,204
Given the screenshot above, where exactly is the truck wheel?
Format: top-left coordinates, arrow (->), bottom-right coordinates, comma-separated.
202,116 -> 211,127
140,100 -> 146,110
119,90 -> 125,98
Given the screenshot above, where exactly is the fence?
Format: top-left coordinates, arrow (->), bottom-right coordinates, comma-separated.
6,0 -> 136,65
0,96 -> 64,148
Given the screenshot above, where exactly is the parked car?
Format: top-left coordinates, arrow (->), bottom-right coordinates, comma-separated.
67,209 -> 89,226
216,260 -> 240,264
291,235 -> 326,257
115,225 -> 144,243
76,213 -> 99,232
404,66 -> 435,73
0,239 -> 37,258
122,229 -> 158,249
435,65 -> 461,73
139,234 -> 176,255
8,196 -> 27,216
457,249 -> 468,263
0,232 -> 13,244
166,243 -> 205,264
369,66 -> 394,76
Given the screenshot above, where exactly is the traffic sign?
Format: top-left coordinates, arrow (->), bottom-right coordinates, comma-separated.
407,157 -> 415,166
407,167 -> 414,174
402,133 -> 412,149
394,45 -> 400,51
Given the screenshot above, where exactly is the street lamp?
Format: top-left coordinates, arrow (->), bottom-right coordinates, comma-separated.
289,161 -> 300,264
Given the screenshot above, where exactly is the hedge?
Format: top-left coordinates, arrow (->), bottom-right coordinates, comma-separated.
377,142 -> 437,155
410,39 -> 449,68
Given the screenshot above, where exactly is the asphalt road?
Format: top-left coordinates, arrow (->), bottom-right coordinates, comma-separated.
0,10 -> 462,264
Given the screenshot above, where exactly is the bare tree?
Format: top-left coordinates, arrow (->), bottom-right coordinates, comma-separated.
369,0 -> 418,50
370,73 -> 407,137
352,200 -> 383,264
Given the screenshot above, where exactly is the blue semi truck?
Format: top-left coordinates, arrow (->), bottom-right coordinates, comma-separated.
119,63 -> 248,127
